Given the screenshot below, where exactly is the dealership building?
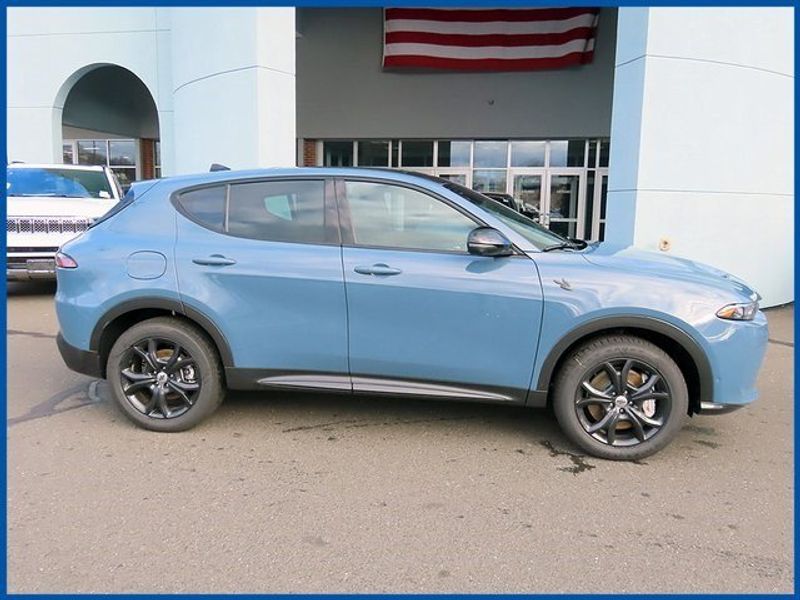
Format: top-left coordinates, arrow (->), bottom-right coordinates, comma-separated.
6,7 -> 794,306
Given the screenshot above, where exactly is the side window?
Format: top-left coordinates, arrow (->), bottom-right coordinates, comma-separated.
178,186 -> 226,231
228,180 -> 326,244
345,181 -> 476,252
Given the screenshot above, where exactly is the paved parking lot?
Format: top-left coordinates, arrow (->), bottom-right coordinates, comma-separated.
6,281 -> 794,593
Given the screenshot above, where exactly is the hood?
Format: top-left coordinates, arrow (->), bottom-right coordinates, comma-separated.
581,243 -> 758,301
7,196 -> 118,218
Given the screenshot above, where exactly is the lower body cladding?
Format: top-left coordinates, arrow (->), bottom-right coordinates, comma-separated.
55,336 -> 756,417
7,250 -> 59,281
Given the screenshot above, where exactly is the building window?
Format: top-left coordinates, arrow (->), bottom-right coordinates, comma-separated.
550,140 -> 587,167
400,141 -> 434,167
437,141 -> 470,168
319,137 -> 610,242
65,138 -> 141,188
76,140 -> 108,166
473,141 -> 508,168
322,141 -> 353,167
154,141 -> 162,178
357,140 -> 389,167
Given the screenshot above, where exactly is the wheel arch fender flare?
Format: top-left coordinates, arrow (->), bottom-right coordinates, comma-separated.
535,315 -> 713,405
89,296 -> 235,368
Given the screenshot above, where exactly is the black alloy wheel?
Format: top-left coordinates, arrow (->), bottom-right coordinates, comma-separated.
552,335 -> 688,460
120,337 -> 201,419
575,358 -> 671,447
107,317 -> 224,432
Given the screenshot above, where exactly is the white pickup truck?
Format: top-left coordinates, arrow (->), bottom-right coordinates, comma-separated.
7,163 -> 123,280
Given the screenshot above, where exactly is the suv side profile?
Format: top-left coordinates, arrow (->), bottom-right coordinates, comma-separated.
55,168 -> 768,460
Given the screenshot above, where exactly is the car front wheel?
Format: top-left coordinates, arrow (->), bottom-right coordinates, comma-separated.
552,335 -> 688,460
107,317 -> 224,432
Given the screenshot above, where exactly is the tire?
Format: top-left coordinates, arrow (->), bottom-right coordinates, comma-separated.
106,317 -> 224,432
552,335 -> 688,461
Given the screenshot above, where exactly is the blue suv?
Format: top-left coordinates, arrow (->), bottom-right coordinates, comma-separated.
55,168 -> 768,460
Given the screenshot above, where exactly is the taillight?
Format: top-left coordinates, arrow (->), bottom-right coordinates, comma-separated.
55,252 -> 78,269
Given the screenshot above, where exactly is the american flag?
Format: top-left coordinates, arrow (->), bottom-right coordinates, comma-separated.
383,7 -> 600,71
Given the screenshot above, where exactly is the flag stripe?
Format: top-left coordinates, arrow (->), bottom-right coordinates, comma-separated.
385,38 -> 595,61
385,28 -> 595,48
383,52 -> 595,72
383,7 -> 599,72
385,14 -> 597,36
385,7 -> 597,23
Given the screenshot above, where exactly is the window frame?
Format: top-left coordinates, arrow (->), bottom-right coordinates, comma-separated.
171,177 -> 340,246
334,176 -> 515,256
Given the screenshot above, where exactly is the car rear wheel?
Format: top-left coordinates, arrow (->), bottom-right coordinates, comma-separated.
552,335 -> 688,460
107,317 -> 224,432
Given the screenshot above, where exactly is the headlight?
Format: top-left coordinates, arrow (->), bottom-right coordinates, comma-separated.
716,301 -> 759,321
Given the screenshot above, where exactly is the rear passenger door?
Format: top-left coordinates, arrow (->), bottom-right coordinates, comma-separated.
173,178 -> 350,389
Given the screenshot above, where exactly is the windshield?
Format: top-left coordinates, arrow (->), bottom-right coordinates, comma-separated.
442,181 -> 566,249
6,167 -> 114,199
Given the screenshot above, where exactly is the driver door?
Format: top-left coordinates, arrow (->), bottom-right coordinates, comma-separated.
337,178 -> 543,403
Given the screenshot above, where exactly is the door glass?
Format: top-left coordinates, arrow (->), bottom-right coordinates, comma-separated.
512,174 -> 542,216
472,170 -> 506,193
438,173 -> 467,186
228,180 -> 327,244
549,174 -> 580,238
345,181 -> 476,252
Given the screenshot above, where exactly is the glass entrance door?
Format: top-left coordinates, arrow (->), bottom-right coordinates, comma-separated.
509,172 -> 544,221
510,171 -> 584,237
547,172 -> 584,239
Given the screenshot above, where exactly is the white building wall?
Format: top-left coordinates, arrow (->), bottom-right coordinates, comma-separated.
170,8 -> 296,173
7,8 -> 169,166
607,8 -> 794,307
7,7 -> 296,176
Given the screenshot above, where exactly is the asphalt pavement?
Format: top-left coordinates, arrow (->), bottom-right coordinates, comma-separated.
6,281 -> 794,593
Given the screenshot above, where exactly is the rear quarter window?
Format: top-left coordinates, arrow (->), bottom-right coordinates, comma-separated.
177,186 -> 226,232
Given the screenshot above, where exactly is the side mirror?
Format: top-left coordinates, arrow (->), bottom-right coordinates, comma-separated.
467,227 -> 514,257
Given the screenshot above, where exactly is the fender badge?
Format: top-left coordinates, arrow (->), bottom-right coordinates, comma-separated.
553,278 -> 572,291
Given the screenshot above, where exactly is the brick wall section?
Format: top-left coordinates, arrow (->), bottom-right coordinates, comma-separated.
140,138 -> 155,180
302,139 -> 317,166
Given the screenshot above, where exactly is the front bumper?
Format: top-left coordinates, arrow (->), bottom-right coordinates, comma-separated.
7,254 -> 57,280
56,333 -> 103,378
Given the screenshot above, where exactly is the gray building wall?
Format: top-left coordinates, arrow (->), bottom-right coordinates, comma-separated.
297,8 -> 617,140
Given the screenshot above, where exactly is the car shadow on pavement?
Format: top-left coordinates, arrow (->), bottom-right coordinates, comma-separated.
220,388 -> 565,445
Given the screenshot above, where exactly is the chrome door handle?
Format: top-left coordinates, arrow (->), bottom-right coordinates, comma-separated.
354,263 -> 402,276
192,254 -> 237,267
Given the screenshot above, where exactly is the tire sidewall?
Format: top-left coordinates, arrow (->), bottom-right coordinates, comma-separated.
107,318 -> 223,432
553,337 -> 688,460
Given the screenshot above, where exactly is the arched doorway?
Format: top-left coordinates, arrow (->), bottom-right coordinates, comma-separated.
60,65 -> 159,189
